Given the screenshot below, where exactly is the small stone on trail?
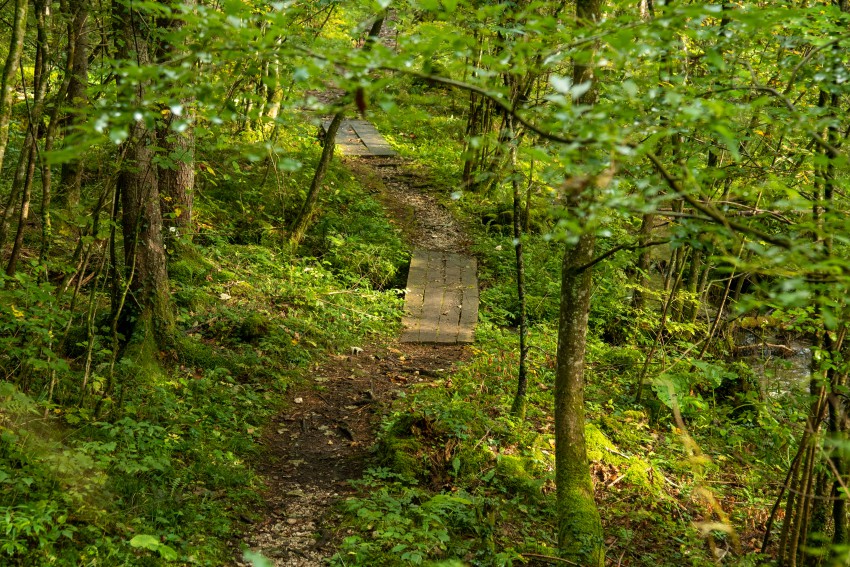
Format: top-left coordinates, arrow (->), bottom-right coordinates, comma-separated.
286,518 -> 298,525
294,397 -> 303,404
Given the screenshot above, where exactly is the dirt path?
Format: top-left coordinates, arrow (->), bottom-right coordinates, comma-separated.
237,156 -> 472,566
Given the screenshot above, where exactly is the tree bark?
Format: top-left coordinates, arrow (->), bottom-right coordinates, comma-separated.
0,0 -> 28,178
58,0 -> 90,208
114,0 -> 174,345
555,0 -> 604,563
555,231 -> 604,566
156,0 -> 195,242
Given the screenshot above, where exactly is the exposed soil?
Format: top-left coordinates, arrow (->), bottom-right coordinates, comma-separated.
237,156 -> 473,565
352,157 -> 470,254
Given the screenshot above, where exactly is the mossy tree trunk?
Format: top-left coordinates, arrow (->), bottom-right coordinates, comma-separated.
114,0 -> 175,347
555,230 -> 604,566
58,0 -> 90,209
156,0 -> 195,244
0,0 -> 28,179
554,0 -> 604,563
289,111 -> 343,247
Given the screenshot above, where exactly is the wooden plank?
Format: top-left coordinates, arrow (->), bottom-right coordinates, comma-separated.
418,251 -> 445,343
349,120 -> 397,156
322,120 -> 368,155
436,254 -> 464,343
321,119 -> 396,157
457,257 -> 478,344
402,250 -> 478,345
400,251 -> 428,342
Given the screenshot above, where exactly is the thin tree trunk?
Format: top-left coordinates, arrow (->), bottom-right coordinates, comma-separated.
509,119 -> 529,419
631,213 -> 654,311
6,147 -> 37,276
289,13 -> 385,246
555,0 -> 603,562
59,0 -> 90,208
0,0 -> 29,177
6,1 -> 51,275
289,112 -> 343,247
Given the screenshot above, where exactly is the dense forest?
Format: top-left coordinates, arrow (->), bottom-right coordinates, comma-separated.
2,0 -> 850,565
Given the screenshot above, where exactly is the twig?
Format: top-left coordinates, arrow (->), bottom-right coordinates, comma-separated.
520,552 -> 579,565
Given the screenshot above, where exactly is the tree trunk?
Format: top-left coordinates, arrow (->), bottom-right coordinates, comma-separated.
509,118 -> 529,419
555,0 -> 603,562
157,124 -> 195,241
631,213 -> 654,311
555,231 -> 604,566
289,112 -> 343,247
156,0 -> 195,243
114,0 -> 174,346
59,0 -> 90,209
118,122 -> 175,344
6,0 -> 50,275
0,0 -> 28,178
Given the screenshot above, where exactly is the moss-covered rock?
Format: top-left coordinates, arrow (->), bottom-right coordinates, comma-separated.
585,423 -> 621,465
237,312 -> 271,343
376,436 -> 427,481
495,454 -> 543,497
173,288 -> 214,311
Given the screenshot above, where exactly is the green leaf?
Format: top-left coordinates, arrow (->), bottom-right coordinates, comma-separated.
158,544 -> 179,560
129,534 -> 160,551
243,550 -> 274,567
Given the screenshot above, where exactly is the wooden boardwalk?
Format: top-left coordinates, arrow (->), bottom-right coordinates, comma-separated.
322,119 -> 397,157
401,250 -> 478,344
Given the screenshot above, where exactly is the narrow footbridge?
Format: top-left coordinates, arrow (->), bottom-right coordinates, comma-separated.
322,119 -> 397,157
401,250 -> 478,344
323,118 -> 479,344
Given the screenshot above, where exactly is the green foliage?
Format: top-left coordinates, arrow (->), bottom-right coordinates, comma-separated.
0,114 -> 405,565
307,182 -> 410,290
4,0 -> 850,563
333,472 -> 486,566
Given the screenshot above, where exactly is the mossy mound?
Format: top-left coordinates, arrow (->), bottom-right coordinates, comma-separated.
168,254 -> 215,285
237,312 -> 271,343
376,435 -> 427,482
494,454 -> 544,498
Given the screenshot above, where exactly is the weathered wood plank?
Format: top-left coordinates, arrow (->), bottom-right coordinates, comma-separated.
418,251 -> 445,343
349,120 -> 397,156
402,250 -> 478,345
321,119 -> 396,157
457,257 -> 479,344
437,256 -> 464,343
400,251 -> 428,342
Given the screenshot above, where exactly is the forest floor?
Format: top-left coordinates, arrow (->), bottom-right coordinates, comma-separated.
236,155 -> 473,565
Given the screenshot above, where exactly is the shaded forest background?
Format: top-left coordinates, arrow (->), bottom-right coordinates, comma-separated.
1,0 -> 850,565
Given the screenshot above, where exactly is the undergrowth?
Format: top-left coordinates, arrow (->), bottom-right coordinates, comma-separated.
329,82 -> 799,567
0,119 -> 407,565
